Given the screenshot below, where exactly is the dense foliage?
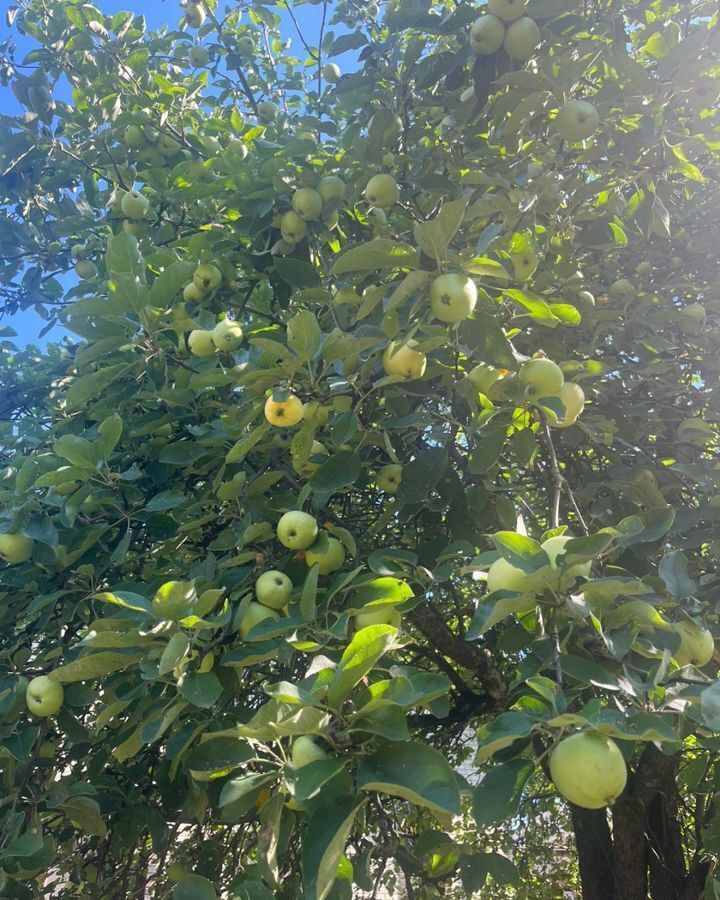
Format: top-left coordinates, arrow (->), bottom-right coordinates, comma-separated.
0,0 -> 719,897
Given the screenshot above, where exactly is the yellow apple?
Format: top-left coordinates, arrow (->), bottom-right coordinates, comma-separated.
672,620 -> 714,667
365,174 -> 399,208
488,0 -> 528,22
429,273 -> 478,323
467,364 -> 501,395
510,250 -> 538,282
503,16 -> 541,60
469,15 -> 505,54
0,533 -> 34,564
382,340 -> 427,380
555,100 -> 600,142
549,732 -> 627,809
354,606 -> 401,629
188,330 -> 216,357
547,382 -> 585,428
292,187 -> 323,221
276,511 -> 318,550
305,536 -> 346,575
26,676 -> 64,718
265,394 -> 304,427
193,263 -> 222,293
255,570 -> 293,610
280,210 -> 307,244
377,463 -> 403,494
518,358 -> 564,396
212,319 -> 243,351
239,601 -> 279,639
318,175 -> 346,203
120,189 -> 149,220
322,63 -> 341,83
153,580 -> 196,620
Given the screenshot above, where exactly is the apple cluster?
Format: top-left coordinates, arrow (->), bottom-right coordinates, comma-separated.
279,177 -> 347,248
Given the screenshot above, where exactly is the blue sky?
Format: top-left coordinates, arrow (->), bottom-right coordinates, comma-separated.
1,0 -> 334,347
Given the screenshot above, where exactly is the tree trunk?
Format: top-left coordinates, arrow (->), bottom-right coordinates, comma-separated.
570,805 -> 615,900
612,793 -> 648,900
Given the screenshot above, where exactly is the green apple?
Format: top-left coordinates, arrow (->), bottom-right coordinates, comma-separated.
185,4 -> 206,28
635,260 -> 652,276
0,533 -> 34,564
228,138 -> 248,159
430,273 -> 478,323
486,557 -> 529,594
120,189 -> 150,220
277,511 -> 319,550
257,101 -> 278,123
239,601 -> 279,639
549,732 -> 627,809
255,570 -> 293,609
382,340 -> 427,380
183,282 -> 205,303
75,260 -> 98,280
555,100 -> 600,142
510,250 -> 538,281
280,210 -> 308,244
124,124 -> 146,148
123,219 -> 146,237
468,363 -> 500,394
369,111 -> 403,146
157,134 -> 182,157
26,676 -> 64,718
153,580 -> 196,620
292,736 -> 327,768
377,463 -> 403,494
547,382 -> 585,428
193,263 -> 222,293
365,174 -> 399,208
469,15 -> 505,54
189,45 -> 210,67
237,35 -> 255,58
672,620 -> 715,667
292,188 -> 323,222
518,358 -> 564,396
188,329 -> 216,357
541,535 -> 591,582
212,319 -> 243,351
610,278 -> 634,299
167,862 -> 191,884
137,145 -> 165,167
303,400 -> 330,426
322,63 -> 341,83
318,175 -> 346,204
488,0 -> 528,22
354,606 -> 401,629
503,16 -> 541,60
305,536 -> 346,575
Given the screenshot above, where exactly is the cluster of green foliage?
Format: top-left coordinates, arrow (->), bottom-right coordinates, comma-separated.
0,0 -> 719,897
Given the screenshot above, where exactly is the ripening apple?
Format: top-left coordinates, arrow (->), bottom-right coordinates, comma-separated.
468,363 -> 501,395
555,100 -> 600,142
382,340 -> 427,380
212,319 -> 243,351
277,511 -> 319,550
280,210 -> 308,244
193,263 -> 222,293
469,15 -> 505,55
120,189 -> 149,220
292,188 -> 324,222
265,394 -> 304,427
305,537 -> 346,575
503,16 -> 541,60
189,45 -> 210,67
26,676 -> 64,718
255,570 -> 293,610
153,580 -> 196,620
188,329 -> 217,357
322,63 -> 341,83
377,463 -> 403,494
671,620 -> 715,668
518,358 -> 564,396
365,174 -> 399,208
318,175 -> 346,204
185,4 -> 206,28
541,535 -> 591,583
183,282 -> 205,303
547,382 -> 586,428
0,533 -> 34,564
303,400 -> 330,426
355,605 -> 401,629
292,736 -> 327,768
549,732 -> 627,809
510,251 -> 538,282
257,101 -> 278,123
430,273 -> 478,323
239,601 -> 279,639
486,557 -> 529,594
488,0 -> 528,22
75,260 -> 98,280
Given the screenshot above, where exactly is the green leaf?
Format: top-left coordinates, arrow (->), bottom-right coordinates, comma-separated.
106,232 -> 144,276
504,289 -> 561,327
327,625 -> 397,709
173,875 -> 217,900
184,737 -> 252,775
612,508 -> 675,548
98,412 -> 123,460
58,797 -> 107,837
658,550 -> 696,599
219,773 -> 275,808
461,312 -> 516,369
701,681 -> 720,731
150,260 -> 195,307
275,257 -> 320,288
351,577 -> 414,610
492,532 -> 548,573
179,673 -> 223,708
396,447 -> 449,506
53,434 -> 99,470
309,450 -> 362,493
287,310 -> 322,357
331,239 -> 416,276
413,197 -> 469,260
53,651 -> 143,683
357,741 -> 461,818
294,758 -> 348,802
65,363 -> 131,411
475,712 -> 536,763
302,797 -> 362,900
472,759 -> 534,827
158,633 -> 190,676
348,702 -> 410,741
301,564 -> 319,622
466,595 -> 535,637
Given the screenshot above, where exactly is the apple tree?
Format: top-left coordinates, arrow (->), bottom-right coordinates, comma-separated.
0,0 -> 719,897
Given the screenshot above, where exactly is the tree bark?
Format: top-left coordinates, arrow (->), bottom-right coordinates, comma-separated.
570,805 -> 615,900
612,793 -> 648,900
